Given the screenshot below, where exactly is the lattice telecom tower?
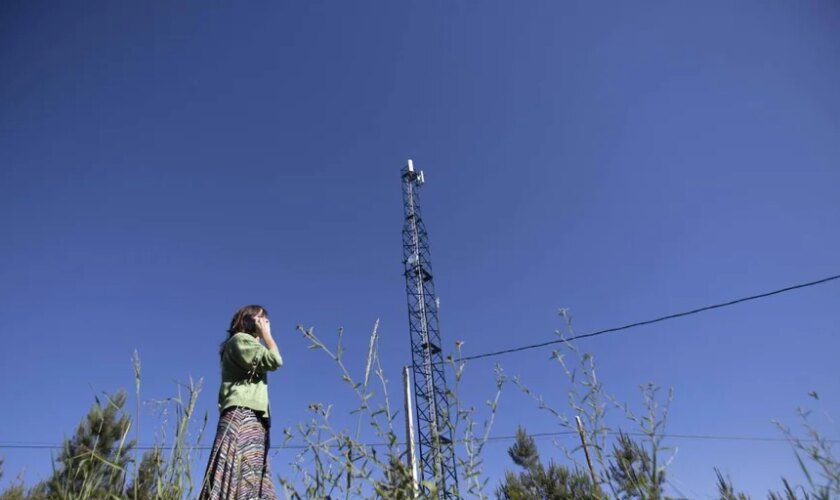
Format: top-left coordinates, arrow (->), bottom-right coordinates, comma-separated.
400,159 -> 459,498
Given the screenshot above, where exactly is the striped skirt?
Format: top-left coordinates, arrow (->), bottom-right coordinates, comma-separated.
199,407 -> 277,500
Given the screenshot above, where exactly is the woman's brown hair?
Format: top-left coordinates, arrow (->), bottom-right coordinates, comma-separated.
220,304 -> 267,359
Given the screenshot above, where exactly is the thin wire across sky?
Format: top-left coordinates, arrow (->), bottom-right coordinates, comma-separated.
2,430 -> 837,452
447,273 -> 840,364
4,273 -> 837,452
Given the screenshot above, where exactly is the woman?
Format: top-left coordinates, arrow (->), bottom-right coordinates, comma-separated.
200,305 -> 283,500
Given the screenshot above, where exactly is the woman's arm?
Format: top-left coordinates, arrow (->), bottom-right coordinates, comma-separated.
227,318 -> 283,373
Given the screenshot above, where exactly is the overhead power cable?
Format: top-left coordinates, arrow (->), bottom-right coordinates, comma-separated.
450,273 -> 840,364
2,430 -> 837,452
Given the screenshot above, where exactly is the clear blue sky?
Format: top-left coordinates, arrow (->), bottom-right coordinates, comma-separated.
1,2 -> 839,497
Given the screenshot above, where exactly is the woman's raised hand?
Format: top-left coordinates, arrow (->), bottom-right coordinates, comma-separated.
255,316 -> 272,340
255,315 -> 278,352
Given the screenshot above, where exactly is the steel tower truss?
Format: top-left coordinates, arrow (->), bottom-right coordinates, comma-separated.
400,160 -> 459,498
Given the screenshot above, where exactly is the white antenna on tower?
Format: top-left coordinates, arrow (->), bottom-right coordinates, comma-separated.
406,159 -> 424,185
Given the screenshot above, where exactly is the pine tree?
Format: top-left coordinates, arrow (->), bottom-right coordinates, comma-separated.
373,455 -> 415,499
715,468 -> 750,500
126,447 -> 175,500
496,426 -> 601,500
607,432 -> 666,500
42,390 -> 135,498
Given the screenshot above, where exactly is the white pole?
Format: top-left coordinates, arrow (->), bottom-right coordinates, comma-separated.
403,365 -> 419,496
